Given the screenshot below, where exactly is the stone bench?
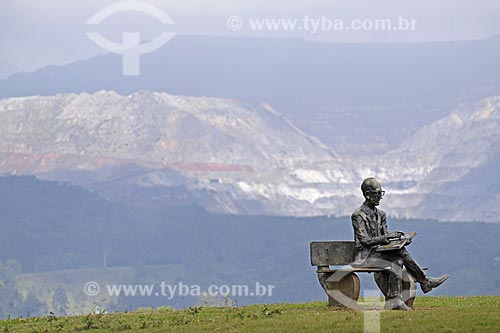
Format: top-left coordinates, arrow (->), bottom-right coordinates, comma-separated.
310,241 -> 422,309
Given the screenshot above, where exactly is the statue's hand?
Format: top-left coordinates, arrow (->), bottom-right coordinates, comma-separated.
388,231 -> 404,239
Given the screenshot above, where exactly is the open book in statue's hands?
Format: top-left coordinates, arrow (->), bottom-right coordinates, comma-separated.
376,231 -> 417,252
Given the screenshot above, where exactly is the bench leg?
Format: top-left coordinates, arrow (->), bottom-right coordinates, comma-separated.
317,272 -> 360,308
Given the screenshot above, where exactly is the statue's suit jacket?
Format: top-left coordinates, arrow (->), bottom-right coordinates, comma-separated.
351,202 -> 389,264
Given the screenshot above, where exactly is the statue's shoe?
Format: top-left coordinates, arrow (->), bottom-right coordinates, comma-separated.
384,296 -> 413,311
421,274 -> 449,293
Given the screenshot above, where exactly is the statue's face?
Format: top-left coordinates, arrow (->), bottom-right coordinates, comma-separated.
364,183 -> 385,206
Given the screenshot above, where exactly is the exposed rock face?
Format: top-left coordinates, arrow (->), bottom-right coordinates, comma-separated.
384,96 -> 500,222
0,90 -> 335,173
0,91 -> 499,222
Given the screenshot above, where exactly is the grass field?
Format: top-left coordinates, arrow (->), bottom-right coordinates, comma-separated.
1,296 -> 498,332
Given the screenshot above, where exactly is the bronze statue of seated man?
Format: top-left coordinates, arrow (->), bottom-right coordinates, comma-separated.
352,177 -> 449,310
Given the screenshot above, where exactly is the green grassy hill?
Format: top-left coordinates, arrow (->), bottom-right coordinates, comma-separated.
1,296 -> 498,332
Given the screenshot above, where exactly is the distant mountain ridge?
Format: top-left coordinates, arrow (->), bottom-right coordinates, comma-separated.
0,57 -> 18,79
2,35 -> 499,103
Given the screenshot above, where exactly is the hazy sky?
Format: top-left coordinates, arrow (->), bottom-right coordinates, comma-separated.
1,0 -> 500,72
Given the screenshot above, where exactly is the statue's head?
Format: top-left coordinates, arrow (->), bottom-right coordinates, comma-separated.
361,177 -> 385,206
